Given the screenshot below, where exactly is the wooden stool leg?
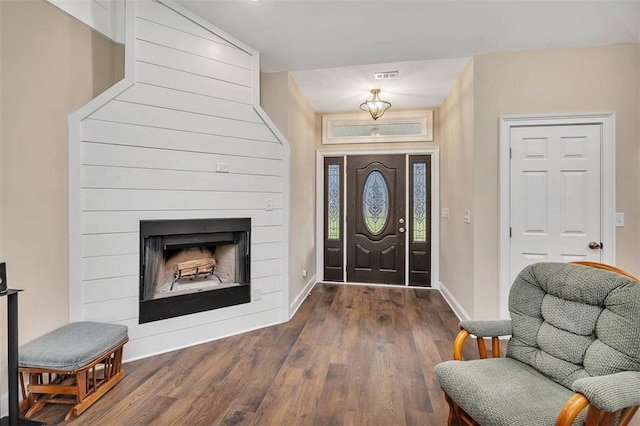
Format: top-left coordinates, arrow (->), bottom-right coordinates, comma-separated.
64,406 -> 76,422
24,398 -> 48,419
76,370 -> 87,403
19,372 -> 26,401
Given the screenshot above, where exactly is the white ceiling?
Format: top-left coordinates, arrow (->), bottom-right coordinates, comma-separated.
288,57 -> 472,112
176,0 -> 640,113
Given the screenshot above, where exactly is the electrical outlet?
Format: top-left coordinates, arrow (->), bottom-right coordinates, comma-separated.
441,208 -> 450,219
266,198 -> 274,211
252,287 -> 262,301
216,163 -> 229,173
616,212 -> 625,227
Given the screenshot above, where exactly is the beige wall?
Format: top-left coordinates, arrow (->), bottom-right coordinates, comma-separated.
261,72 -> 318,308
0,0 -> 123,355
475,43 -> 640,319
261,73 -> 289,136
287,74 -> 318,301
441,44 -> 640,320
439,59 -> 475,316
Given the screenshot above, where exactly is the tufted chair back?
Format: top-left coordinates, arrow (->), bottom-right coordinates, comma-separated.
507,262 -> 640,390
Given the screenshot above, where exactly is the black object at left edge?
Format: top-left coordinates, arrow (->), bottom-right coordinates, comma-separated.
0,262 -> 7,293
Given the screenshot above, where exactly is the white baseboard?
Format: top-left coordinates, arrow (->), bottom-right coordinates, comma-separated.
289,275 -> 316,318
438,281 -> 471,322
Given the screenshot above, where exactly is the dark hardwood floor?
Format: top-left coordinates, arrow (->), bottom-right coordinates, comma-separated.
27,283 -> 640,426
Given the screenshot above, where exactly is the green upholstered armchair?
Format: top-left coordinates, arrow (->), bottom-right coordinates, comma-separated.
434,262 -> 640,426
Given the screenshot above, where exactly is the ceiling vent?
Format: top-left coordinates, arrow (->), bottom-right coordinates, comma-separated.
374,71 -> 399,80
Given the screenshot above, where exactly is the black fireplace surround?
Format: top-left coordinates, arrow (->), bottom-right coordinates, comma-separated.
139,218 -> 251,324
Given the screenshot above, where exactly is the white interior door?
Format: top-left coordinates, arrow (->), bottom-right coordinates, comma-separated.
510,124 -> 602,283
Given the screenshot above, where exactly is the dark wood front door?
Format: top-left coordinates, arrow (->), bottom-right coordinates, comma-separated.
347,155 -> 405,284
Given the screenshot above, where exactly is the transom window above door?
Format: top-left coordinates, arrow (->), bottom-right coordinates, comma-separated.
322,110 -> 434,144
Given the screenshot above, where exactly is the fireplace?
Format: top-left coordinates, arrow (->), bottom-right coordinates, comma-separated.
139,218 -> 251,324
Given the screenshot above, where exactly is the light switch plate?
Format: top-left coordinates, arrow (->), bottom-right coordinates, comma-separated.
616,212 -> 624,227
463,209 -> 471,224
215,163 -> 229,173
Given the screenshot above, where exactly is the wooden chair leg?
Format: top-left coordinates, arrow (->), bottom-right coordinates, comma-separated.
443,391 -> 481,426
444,392 -> 459,426
585,405 -> 605,425
600,411 -> 617,425
492,337 -> 501,358
619,406 -> 640,426
476,338 -> 487,359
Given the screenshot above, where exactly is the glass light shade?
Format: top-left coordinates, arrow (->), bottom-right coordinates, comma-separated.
360,89 -> 391,120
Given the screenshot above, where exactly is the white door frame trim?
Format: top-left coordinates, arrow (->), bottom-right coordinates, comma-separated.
498,113 -> 615,319
315,147 -> 440,288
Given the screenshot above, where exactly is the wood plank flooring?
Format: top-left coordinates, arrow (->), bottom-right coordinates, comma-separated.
27,283 -> 640,425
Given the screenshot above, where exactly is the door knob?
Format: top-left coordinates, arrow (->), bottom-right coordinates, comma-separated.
399,218 -> 405,224
588,241 -> 603,250
398,227 -> 405,233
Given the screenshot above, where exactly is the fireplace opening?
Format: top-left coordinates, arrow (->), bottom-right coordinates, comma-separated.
139,218 -> 251,324
150,234 -> 240,299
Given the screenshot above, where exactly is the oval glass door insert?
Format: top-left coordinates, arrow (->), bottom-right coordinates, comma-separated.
362,170 -> 389,235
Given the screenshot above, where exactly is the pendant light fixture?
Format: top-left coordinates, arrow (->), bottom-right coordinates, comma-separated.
360,89 -> 391,120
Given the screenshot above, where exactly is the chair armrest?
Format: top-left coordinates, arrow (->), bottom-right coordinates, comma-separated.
572,371 -> 640,412
459,320 -> 512,337
452,320 -> 512,361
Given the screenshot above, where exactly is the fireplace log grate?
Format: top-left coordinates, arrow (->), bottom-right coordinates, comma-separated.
170,257 -> 219,290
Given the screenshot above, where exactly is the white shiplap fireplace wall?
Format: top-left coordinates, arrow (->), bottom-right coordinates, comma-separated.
69,0 -> 290,361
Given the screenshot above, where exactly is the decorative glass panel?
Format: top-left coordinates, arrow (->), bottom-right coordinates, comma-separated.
413,163 -> 427,242
327,164 -> 341,240
332,123 -> 423,138
362,171 -> 389,235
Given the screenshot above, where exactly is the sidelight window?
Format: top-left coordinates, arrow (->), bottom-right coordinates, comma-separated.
327,164 -> 341,240
412,163 -> 427,242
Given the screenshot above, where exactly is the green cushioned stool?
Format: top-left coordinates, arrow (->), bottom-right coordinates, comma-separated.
18,321 -> 128,421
